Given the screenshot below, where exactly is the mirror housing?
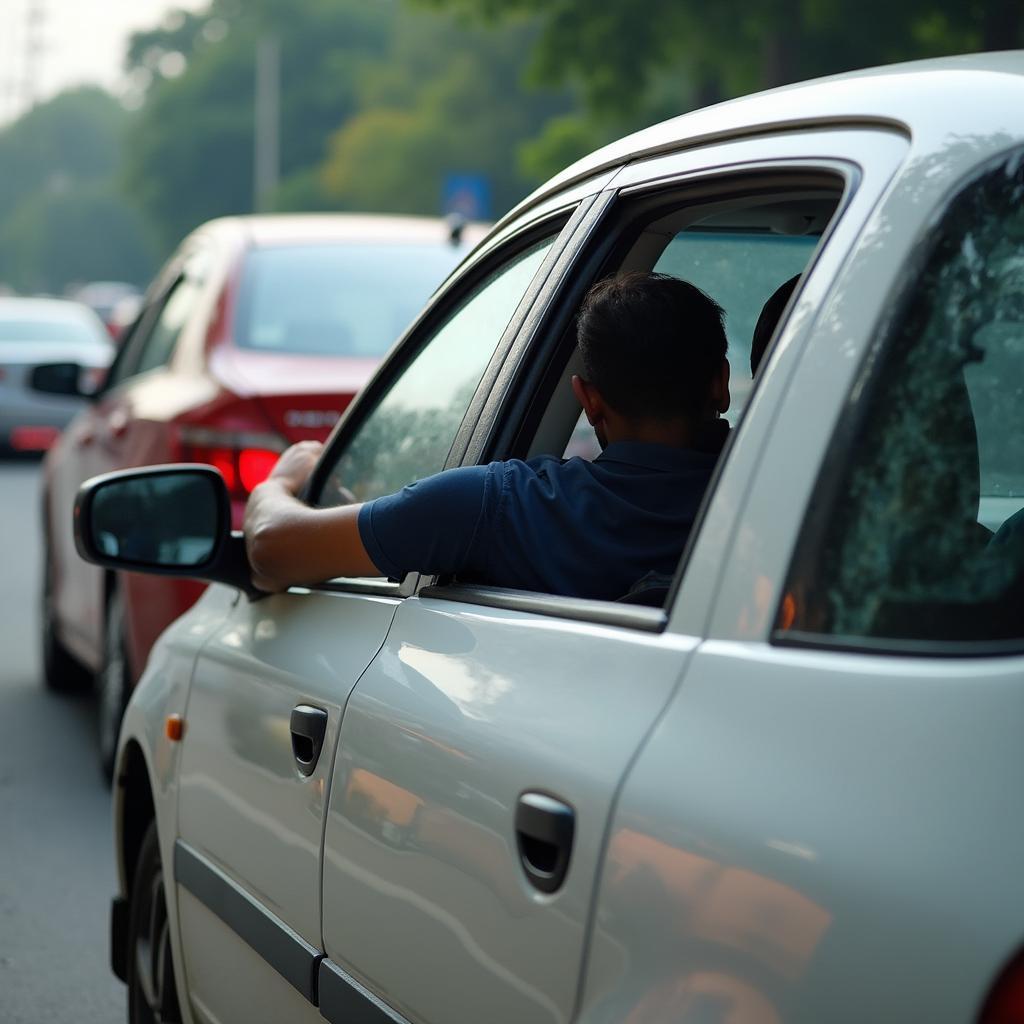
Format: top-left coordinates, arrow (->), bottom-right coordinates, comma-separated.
30,362 -> 85,397
74,465 -> 260,598
30,362 -> 106,398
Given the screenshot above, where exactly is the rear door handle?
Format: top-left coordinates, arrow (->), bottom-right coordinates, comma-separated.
515,792 -> 575,893
290,704 -> 328,776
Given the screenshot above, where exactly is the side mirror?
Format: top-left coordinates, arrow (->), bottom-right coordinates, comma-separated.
30,362 -> 85,397
74,465 -> 260,597
29,362 -> 106,398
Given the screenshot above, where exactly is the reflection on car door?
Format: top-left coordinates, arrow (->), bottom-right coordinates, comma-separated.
318,595 -> 700,1024
175,587 -> 401,1024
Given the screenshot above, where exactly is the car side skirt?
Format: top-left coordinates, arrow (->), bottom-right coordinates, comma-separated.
318,959 -> 412,1024
173,840 -> 322,1002
172,840 -> 414,1023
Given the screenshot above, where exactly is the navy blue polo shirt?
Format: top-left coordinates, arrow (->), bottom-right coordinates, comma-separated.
357,440 -> 721,602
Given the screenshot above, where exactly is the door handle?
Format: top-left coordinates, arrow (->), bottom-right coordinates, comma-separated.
515,792 -> 574,894
290,704 -> 328,777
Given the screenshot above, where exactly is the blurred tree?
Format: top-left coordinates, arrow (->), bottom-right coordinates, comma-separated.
123,0 -> 395,251
124,0 -> 578,243
0,185 -> 155,294
0,88 -> 156,293
414,0 -> 1019,130
0,88 -> 122,224
319,12 -> 573,217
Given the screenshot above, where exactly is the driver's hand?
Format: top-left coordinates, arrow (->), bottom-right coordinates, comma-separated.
267,440 -> 324,496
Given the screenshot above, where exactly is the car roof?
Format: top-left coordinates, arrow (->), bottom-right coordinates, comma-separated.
499,51 -> 1024,230
194,213 -> 490,249
0,296 -> 104,323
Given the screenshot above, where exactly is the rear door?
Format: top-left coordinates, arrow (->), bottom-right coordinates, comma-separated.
172,223 -> 566,1024
315,128 -> 909,1024
576,140 -> 1024,1023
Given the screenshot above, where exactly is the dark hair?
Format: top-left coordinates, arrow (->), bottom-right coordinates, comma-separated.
750,274 -> 800,376
576,271 -> 726,421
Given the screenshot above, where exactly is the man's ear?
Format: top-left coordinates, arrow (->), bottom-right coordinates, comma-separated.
571,374 -> 605,426
712,358 -> 731,415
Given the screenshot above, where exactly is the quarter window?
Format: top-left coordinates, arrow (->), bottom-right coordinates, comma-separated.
779,149 -> 1024,646
134,272 -> 203,376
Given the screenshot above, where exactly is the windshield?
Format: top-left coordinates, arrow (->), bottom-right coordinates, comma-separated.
0,317 -> 106,344
235,241 -> 472,357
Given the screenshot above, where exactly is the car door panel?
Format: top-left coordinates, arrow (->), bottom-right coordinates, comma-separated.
320,595 -> 700,1024
175,589 -> 400,1019
576,643 -> 1024,1024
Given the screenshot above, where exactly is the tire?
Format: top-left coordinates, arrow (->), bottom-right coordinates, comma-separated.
127,821 -> 183,1024
41,546 -> 92,694
98,589 -> 130,782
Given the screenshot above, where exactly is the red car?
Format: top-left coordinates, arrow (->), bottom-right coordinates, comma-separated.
41,213 -> 483,775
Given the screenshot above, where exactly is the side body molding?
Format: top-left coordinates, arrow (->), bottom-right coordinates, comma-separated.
173,840 -> 323,1002
318,960 -> 414,1024
173,840 -> 416,1023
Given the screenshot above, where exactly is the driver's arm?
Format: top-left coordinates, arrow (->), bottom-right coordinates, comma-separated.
245,441 -> 381,592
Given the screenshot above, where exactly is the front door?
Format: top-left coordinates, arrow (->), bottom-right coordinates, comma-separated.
174,222 -> 564,1022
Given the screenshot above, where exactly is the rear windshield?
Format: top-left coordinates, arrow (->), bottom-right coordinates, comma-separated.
0,317 -> 104,344
235,241 -> 471,357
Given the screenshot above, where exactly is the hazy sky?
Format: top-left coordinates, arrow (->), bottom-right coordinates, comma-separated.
0,0 -> 204,124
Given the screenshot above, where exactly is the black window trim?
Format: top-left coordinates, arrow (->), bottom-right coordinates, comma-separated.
773,141 -> 1024,659
420,160 -> 857,634
97,269 -> 183,396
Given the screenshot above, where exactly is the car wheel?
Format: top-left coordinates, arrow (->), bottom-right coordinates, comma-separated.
98,589 -> 130,781
41,547 -> 92,693
127,821 -> 183,1024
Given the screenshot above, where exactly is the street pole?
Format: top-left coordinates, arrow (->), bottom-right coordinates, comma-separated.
253,35 -> 280,213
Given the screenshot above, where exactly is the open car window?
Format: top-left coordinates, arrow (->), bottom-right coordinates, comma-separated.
439,179 -> 845,615
563,224 -> 820,460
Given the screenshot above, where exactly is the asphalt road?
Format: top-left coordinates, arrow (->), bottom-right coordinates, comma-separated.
0,458 -> 123,1023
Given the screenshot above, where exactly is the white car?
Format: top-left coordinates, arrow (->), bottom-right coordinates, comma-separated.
0,297 -> 112,452
76,53 -> 1024,1024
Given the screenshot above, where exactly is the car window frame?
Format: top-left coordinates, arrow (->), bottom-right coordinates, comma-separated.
418,152 -> 869,634
300,200 -> 595,599
96,274 -> 179,395
773,142 -> 1024,659
96,239 -> 214,396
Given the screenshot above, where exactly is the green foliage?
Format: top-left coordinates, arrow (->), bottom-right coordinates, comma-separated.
0,184 -> 155,294
123,0 -> 397,250
0,88 -> 156,293
0,88 -> 123,224
319,12 -> 573,216
414,0 -> 1013,120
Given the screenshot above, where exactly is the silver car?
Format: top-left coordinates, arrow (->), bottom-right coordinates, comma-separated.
74,53 -> 1024,1024
0,297 -> 112,452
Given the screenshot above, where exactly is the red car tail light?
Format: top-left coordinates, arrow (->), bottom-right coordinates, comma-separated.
179,426 -> 285,500
238,447 -> 280,492
11,425 -> 60,451
980,949 -> 1024,1023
